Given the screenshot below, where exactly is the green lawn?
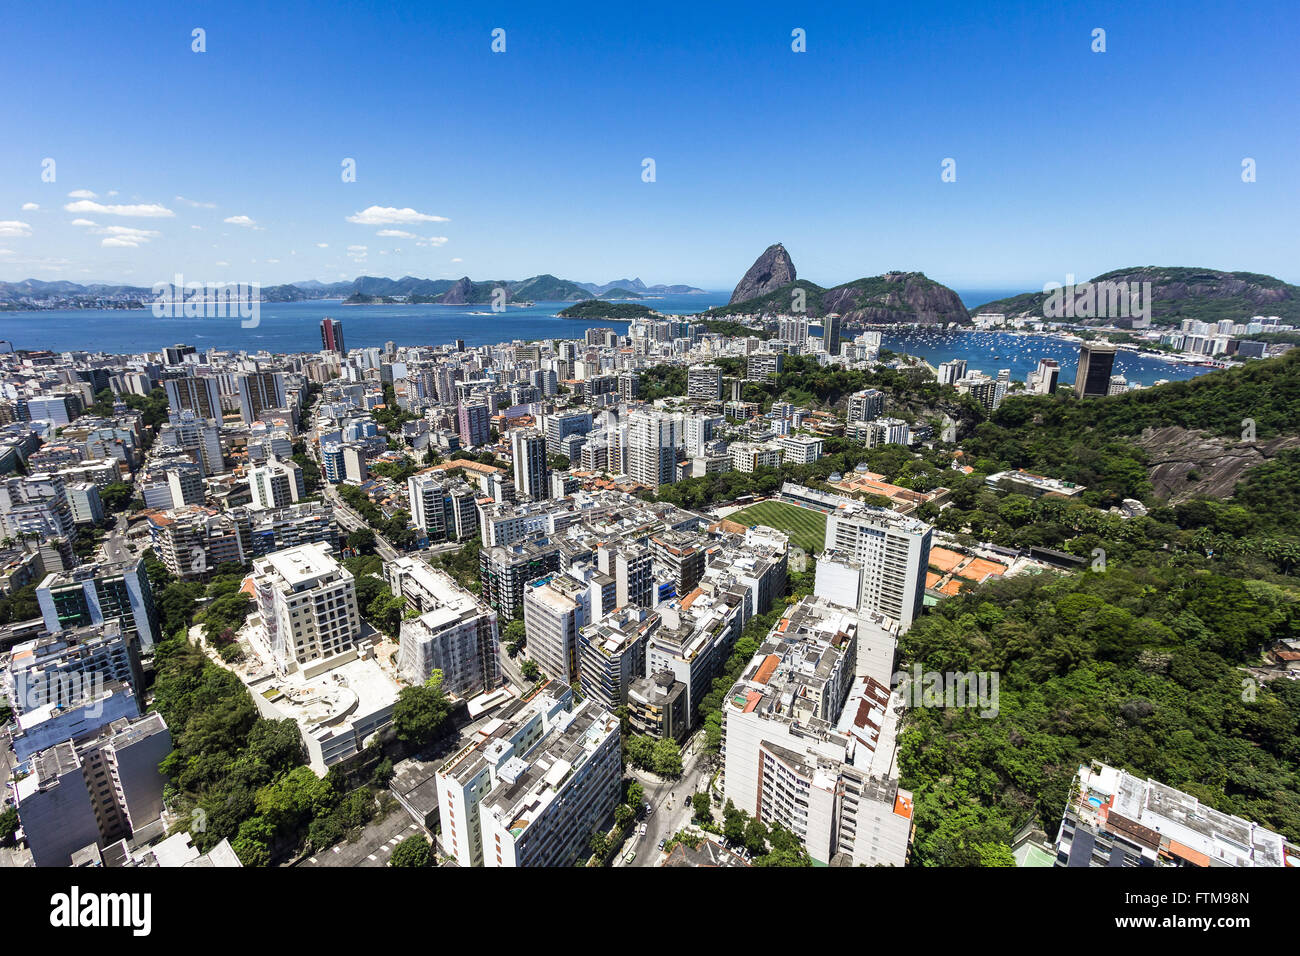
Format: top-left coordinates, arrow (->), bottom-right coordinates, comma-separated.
729,501 -> 827,553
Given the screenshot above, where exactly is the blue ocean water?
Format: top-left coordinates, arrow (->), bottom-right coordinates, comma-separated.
0,288 -> 1209,387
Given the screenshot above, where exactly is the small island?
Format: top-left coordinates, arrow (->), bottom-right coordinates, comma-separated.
558,300 -> 657,320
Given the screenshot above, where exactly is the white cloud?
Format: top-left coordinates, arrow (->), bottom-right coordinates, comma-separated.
63,199 -> 174,218
451,257 -> 463,263
21,202 -> 39,212
427,236 -> 449,246
346,205 -> 449,226
98,225 -> 161,248
0,221 -> 33,237
376,229 -> 418,238
107,190 -> 119,197
175,196 -> 217,208
215,260 -> 230,267
67,189 -> 97,199
70,218 -> 97,227
347,244 -> 368,261
223,215 -> 256,227
315,242 -> 329,248
190,225 -> 202,230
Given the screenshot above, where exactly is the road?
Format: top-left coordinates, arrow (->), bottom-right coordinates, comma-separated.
619,731 -> 713,868
101,512 -> 134,563
323,483 -> 404,562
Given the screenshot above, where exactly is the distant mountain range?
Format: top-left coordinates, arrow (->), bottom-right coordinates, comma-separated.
707,243 -> 972,327
0,273 -> 707,310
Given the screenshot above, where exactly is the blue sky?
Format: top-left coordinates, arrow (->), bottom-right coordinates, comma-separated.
1,0 -> 1297,291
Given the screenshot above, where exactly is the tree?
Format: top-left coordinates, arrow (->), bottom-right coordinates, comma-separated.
346,528 -> 377,555
615,804 -> 634,828
504,619 -> 526,655
624,734 -> 655,770
390,834 -> 431,868
589,830 -> 611,860
392,683 -> 450,748
254,765 -> 335,837
744,817 -> 769,854
626,782 -> 644,810
651,738 -> 683,777
0,807 -> 18,845
722,802 -> 747,846
691,792 -> 711,824
520,659 -> 539,682
99,481 -> 135,513
231,816 -> 274,867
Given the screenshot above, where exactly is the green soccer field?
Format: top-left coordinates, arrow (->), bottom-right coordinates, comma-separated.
729,501 -> 828,553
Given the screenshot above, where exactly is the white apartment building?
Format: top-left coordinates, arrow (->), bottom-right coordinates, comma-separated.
165,461 -> 206,508
627,409 -> 681,489
0,474 -> 75,539
251,542 -> 360,672
480,698 -> 621,866
777,433 -> 824,465
510,427 -> 551,501
391,557 -> 500,696
247,455 -> 305,510
436,685 -> 621,867
721,596 -> 913,867
687,364 -> 723,400
730,441 -> 782,473
522,571 -> 593,684
815,489 -> 932,630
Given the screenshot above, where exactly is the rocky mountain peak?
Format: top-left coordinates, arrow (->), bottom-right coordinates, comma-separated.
729,243 -> 796,304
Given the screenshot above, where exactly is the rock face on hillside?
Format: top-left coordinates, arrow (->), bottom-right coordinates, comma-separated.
1136,425 -> 1300,502
730,243 -> 796,304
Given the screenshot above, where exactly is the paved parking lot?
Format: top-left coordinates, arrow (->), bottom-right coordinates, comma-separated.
298,813 -> 426,868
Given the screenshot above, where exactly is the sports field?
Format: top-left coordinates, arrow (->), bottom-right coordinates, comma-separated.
729,501 -> 827,554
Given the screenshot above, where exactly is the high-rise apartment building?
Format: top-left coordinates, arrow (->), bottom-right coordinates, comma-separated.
578,605 -> 656,711
407,472 -> 479,542
687,364 -> 723,400
163,375 -> 223,423
391,557 -> 500,696
237,370 -> 287,424
809,486 -> 931,630
436,688 -> 621,868
510,428 -> 551,501
722,597 -> 913,867
320,317 -> 346,354
247,455 -> 305,510
36,558 -> 162,650
457,400 -> 491,448
250,543 -> 360,670
627,409 -> 680,489
1074,343 -> 1117,398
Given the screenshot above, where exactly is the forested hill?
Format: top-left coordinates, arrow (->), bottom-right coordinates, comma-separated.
899,560 -> 1300,864
964,348 -> 1300,503
900,349 -> 1300,866
970,267 -> 1300,327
